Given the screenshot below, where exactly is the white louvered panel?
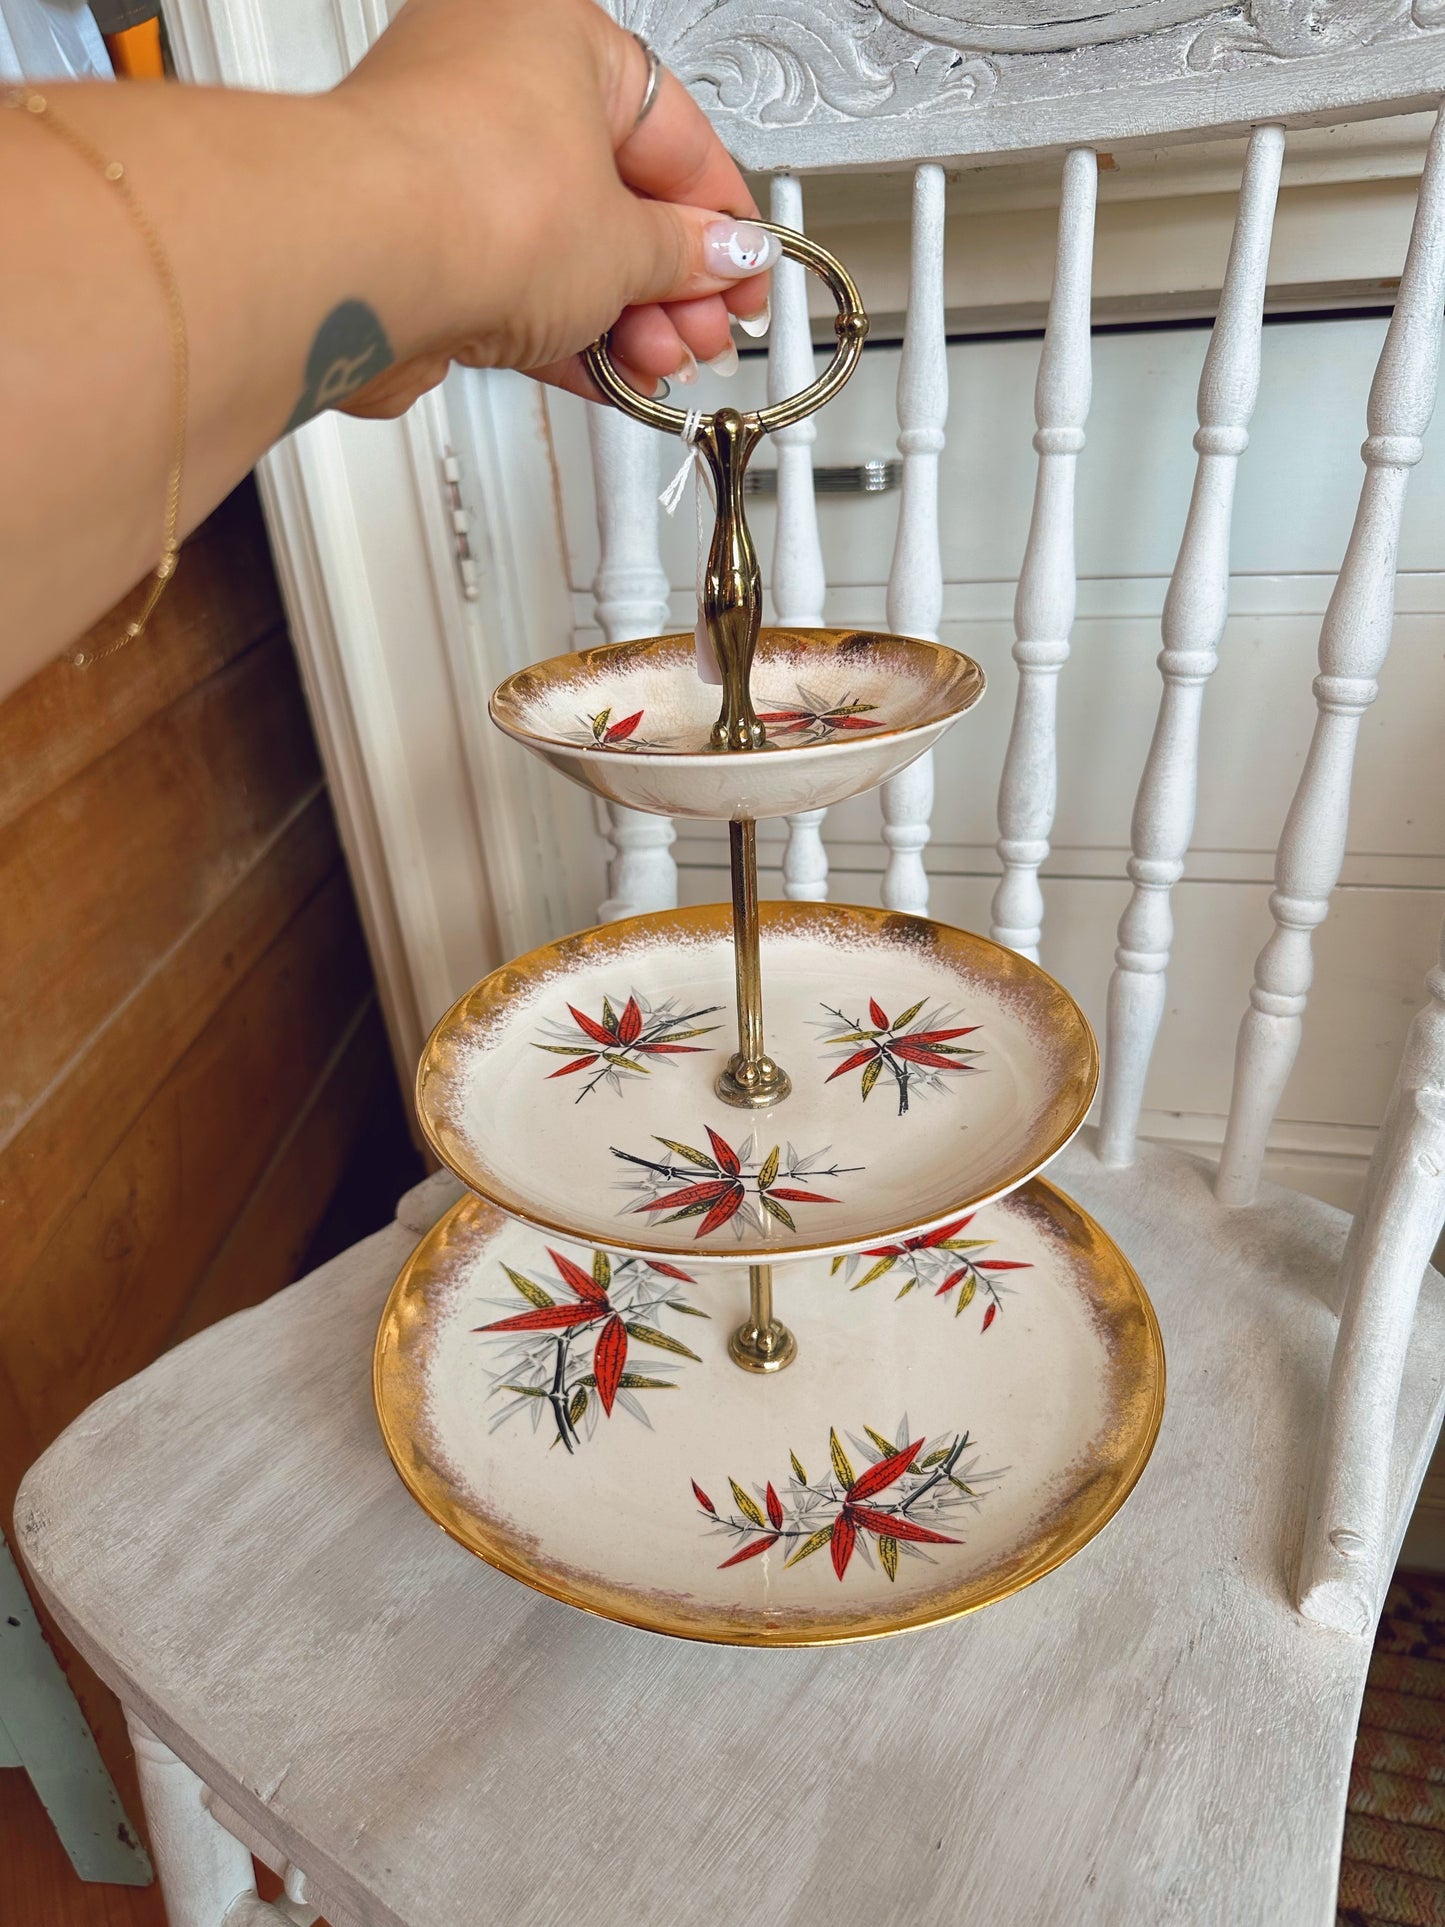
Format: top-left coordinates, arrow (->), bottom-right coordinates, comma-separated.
989,147 -> 1097,961
880,163 -> 948,916
1217,103 -> 1445,1208
586,405 -> 677,920
768,174 -> 831,902
1097,125 -> 1284,1168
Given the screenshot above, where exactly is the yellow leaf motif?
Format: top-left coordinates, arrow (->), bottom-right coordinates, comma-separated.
785,1523 -> 836,1567
568,1386 -> 588,1426
624,1322 -> 700,1361
954,1274 -> 977,1320
656,1137 -> 715,1171
730,1478 -> 766,1528
830,1428 -> 856,1489
864,1426 -> 895,1457
592,1249 -> 611,1293
861,1056 -> 882,1102
850,1256 -> 897,1293
503,1266 -> 555,1310
758,1144 -> 780,1189
830,1256 -> 846,1276
891,999 -> 926,1031
879,1536 -> 899,1582
790,1450 -> 808,1483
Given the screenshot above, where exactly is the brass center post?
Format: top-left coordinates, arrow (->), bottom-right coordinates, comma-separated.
579,224 -> 872,1370
728,1264 -> 797,1373
695,407 -> 791,1110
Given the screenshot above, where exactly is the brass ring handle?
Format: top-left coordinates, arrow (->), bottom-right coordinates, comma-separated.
581,223 -> 869,763
581,221 -> 869,433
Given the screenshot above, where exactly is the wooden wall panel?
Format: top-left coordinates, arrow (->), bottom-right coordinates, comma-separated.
1,631 -> 324,1129
0,788 -> 338,1283
4,868 -> 373,1439
0,478 -> 416,1876
0,487 -> 282,828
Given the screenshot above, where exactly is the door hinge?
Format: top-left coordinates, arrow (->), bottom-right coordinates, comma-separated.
441,448 -> 480,602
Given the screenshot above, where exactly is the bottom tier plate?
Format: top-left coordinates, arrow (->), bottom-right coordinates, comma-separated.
375,1179 -> 1163,1646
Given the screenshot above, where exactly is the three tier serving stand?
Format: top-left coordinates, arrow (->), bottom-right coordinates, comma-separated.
374,228 -> 1165,1647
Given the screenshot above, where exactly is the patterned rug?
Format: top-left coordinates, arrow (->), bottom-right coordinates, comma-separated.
1340,1574 -> 1445,1927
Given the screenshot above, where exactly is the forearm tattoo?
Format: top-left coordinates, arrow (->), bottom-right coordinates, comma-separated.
285,299 -> 395,431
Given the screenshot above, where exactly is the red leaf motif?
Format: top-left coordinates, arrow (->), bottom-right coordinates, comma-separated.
756,710 -> 809,723
605,710 -> 644,743
935,1268 -> 966,1297
473,1303 -> 599,1334
908,1026 -> 981,1044
567,1003 -> 618,1046
863,1244 -> 904,1260
718,1533 -> 780,1569
893,1042 -> 978,1070
981,1302 -> 997,1332
547,1054 -> 599,1078
979,1260 -> 1032,1272
848,1504 -> 959,1546
847,1439 -> 923,1502
696,1184 -> 746,1237
765,1482 -> 784,1529
826,1048 -> 880,1081
921,1216 -> 973,1247
869,998 -> 889,1030
691,1479 -> 716,1515
639,1043 -> 707,1054
830,1511 -> 858,1580
548,1247 -> 609,1304
648,1260 -> 696,1283
766,1187 -> 838,1205
593,1314 -> 628,1415
616,995 -> 643,1045
706,1127 -> 741,1176
827,715 -> 881,730
634,1180 -> 733,1212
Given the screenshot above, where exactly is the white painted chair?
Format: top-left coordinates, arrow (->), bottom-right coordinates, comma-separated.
17,9 -> 1445,1922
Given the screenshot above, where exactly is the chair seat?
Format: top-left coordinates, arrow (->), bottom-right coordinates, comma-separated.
17,1133 -> 1445,1927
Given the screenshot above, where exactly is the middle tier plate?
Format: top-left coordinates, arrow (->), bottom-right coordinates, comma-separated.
417,903 -> 1098,1267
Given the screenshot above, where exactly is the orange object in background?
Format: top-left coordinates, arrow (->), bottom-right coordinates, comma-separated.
104,20 -> 164,78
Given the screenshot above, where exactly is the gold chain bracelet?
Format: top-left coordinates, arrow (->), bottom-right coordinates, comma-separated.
11,86 -> 189,666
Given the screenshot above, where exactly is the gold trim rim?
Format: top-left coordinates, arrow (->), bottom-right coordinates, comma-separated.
489,631 -> 986,764
373,1177 -> 1166,1648
414,900 -> 1100,1267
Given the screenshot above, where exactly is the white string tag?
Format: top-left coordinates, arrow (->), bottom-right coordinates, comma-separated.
658,407 -> 721,687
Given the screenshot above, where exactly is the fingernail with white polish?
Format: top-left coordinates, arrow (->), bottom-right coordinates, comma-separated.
737,300 -> 770,339
706,342 -> 739,378
704,221 -> 780,278
673,346 -> 699,385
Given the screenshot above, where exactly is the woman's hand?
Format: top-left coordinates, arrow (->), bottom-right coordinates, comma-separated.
2,0 -> 770,684
331,0 -> 773,419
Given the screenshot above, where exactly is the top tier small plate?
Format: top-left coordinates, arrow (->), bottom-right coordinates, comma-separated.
490,629 -> 984,822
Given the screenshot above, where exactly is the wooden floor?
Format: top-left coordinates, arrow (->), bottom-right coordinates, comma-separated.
0,1770 -> 164,1927
0,1765 -> 306,1925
